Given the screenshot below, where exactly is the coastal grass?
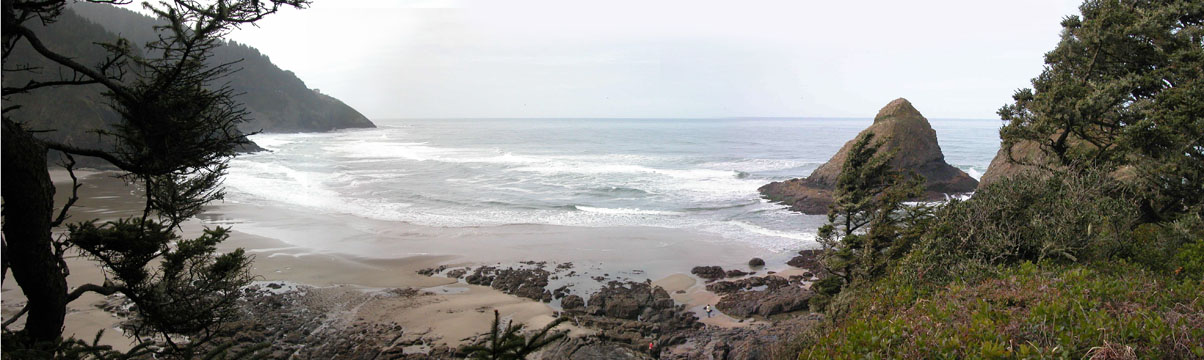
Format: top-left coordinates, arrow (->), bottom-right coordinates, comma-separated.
786,261 -> 1204,359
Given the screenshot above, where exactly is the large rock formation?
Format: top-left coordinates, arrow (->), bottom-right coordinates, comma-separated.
759,98 -> 978,214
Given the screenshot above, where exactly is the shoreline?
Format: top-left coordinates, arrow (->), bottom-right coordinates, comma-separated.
2,169 -> 822,356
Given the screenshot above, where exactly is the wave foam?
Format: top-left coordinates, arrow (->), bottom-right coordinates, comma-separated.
730,221 -> 816,242
575,206 -> 684,216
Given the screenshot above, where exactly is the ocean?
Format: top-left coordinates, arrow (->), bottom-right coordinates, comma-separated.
220,118 -> 1001,259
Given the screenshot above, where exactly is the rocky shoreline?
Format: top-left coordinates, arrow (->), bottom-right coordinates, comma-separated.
83,252 -> 829,359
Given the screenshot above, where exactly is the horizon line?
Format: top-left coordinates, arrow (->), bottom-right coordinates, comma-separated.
372,116 -> 1003,121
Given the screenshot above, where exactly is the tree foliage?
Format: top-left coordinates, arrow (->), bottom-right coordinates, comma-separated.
461,310 -> 569,360
1,0 -> 305,356
997,0 -> 1204,222
815,132 -> 927,306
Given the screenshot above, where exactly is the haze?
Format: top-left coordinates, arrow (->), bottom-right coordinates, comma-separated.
227,0 -> 1082,119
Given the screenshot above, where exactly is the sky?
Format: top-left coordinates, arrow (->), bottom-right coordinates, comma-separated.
224,0 -> 1083,119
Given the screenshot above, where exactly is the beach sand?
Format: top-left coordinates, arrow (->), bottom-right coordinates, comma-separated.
2,169 -> 805,350
0,171 -> 557,349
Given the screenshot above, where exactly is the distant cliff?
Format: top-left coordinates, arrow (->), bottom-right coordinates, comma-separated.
759,98 -> 978,214
2,3 -> 373,154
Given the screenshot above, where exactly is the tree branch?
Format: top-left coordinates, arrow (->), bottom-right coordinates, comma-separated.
3,78 -> 100,96
1,303 -> 29,330
50,152 -> 80,227
66,282 -> 120,303
44,141 -> 139,172
8,24 -> 133,103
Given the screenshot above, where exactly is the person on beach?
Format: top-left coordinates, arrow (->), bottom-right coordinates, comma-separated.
704,304 -> 712,318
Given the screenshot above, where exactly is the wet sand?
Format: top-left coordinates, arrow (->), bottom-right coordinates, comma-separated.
1,169 -> 808,349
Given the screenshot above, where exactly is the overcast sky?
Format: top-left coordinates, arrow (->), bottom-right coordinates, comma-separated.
224,0 -> 1082,119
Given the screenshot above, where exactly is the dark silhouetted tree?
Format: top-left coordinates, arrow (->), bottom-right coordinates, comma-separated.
1,0 -> 305,356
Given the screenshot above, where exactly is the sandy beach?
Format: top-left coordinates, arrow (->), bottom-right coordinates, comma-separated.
2,169 -> 812,353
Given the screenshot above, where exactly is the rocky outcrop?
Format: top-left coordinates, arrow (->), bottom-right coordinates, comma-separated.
786,249 -> 822,270
708,276 -> 813,318
583,281 -> 678,321
691,266 -> 727,281
661,313 -> 823,360
759,98 -> 978,214
562,294 -> 586,310
545,280 -> 700,358
462,265 -> 553,302
538,337 -> 654,359
716,286 -> 812,318
979,140 -> 1048,188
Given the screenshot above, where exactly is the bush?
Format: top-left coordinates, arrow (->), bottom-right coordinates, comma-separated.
903,171 -> 1137,283
790,262 -> 1204,359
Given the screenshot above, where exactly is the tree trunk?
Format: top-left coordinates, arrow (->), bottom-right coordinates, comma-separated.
2,118 -> 68,343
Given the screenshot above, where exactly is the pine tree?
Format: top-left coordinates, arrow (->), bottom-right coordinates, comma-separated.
2,0 -> 305,355
816,132 -> 925,287
461,310 -> 569,360
997,0 -> 1204,222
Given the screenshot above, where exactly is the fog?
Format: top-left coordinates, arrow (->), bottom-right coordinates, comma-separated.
227,0 -> 1082,119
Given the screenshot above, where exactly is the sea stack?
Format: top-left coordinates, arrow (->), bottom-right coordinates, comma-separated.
759,98 -> 978,214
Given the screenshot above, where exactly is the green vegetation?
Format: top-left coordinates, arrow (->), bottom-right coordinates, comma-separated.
794,262 -> 1203,359
461,310 -> 569,360
784,0 -> 1204,358
813,132 -> 929,309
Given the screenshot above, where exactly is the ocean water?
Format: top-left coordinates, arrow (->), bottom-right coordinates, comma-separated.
224,118 -> 1001,253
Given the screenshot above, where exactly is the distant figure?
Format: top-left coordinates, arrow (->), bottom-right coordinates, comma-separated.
704,304 -> 712,318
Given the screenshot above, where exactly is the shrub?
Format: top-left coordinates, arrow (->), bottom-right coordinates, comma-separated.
790,262 -> 1204,359
903,171 -> 1137,283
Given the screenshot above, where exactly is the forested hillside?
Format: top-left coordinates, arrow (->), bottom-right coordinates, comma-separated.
1,2 -> 373,155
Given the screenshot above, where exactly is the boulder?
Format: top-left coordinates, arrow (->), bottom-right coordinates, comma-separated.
786,249 -> 822,270
748,257 -> 765,267
690,266 -> 726,281
562,295 -> 585,310
759,98 -> 978,214
725,269 -> 750,278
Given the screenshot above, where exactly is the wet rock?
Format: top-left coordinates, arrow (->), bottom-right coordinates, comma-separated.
462,265 -> 553,302
725,269 -> 750,278
787,249 -> 822,271
540,337 -> 654,359
446,268 -> 467,279
748,257 -> 765,267
691,266 -> 726,281
553,285 -> 571,299
661,314 -> 822,360
565,280 -> 700,352
716,284 -> 813,318
706,275 -> 791,295
562,295 -> 585,310
705,281 -> 742,294
416,265 -> 447,276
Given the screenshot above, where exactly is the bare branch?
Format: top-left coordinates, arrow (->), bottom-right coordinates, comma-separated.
66,282 -> 120,303
44,140 -> 140,172
1,303 -> 30,330
7,23 -> 134,103
50,152 -> 81,227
